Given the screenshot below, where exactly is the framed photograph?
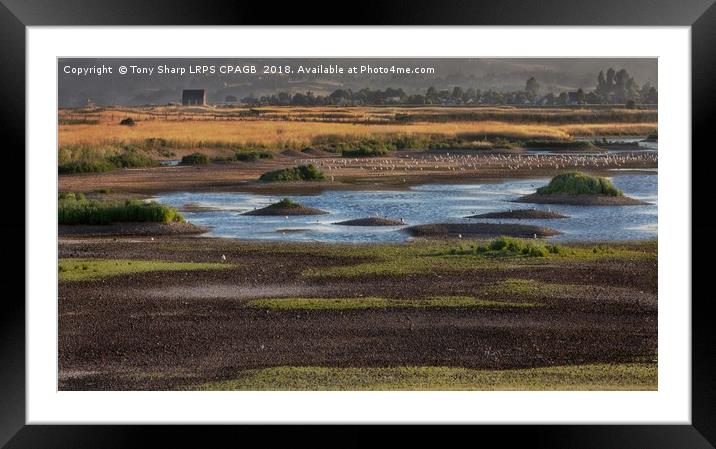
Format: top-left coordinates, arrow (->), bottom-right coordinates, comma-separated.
5,0 -> 713,446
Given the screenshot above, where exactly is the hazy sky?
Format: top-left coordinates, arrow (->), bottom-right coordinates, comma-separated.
58,58 -> 657,107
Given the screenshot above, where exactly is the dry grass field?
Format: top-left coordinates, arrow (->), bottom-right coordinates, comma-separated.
58,105 -> 657,149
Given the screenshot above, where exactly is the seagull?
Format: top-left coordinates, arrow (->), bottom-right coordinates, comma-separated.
221,254 -> 226,261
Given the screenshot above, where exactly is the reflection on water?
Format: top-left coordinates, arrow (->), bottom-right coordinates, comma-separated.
154,173 -> 657,243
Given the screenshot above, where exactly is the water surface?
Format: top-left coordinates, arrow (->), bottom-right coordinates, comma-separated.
154,173 -> 657,243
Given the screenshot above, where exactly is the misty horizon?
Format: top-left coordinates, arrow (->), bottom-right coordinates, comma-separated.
58,58 -> 657,107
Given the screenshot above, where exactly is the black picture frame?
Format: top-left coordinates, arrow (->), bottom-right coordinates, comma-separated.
3,0 -> 712,447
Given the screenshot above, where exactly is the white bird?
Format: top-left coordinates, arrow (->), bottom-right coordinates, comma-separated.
221,254 -> 226,261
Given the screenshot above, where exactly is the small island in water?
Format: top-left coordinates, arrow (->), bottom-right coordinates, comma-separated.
242,198 -> 329,216
466,209 -> 568,219
516,172 -> 647,206
333,217 -> 405,226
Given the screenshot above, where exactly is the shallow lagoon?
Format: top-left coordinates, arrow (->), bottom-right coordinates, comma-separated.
154,172 -> 657,243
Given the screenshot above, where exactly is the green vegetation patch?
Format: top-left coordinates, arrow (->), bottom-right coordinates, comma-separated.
304,238 -> 655,279
191,363 -> 657,391
58,144 -> 158,174
523,140 -> 595,149
312,135 -> 410,156
59,194 -> 184,225
247,296 -> 537,310
537,172 -> 623,196
445,236 -> 563,258
265,198 -> 301,209
58,258 -> 232,281
259,164 -> 325,182
107,148 -> 157,168
180,152 -> 210,165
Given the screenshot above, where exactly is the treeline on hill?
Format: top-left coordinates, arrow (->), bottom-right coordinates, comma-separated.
237,68 -> 657,107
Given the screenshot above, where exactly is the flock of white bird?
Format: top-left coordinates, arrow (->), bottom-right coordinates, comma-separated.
296,152 -> 657,177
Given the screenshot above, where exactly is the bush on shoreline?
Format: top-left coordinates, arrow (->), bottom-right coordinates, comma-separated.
537,172 -> 623,196
59,194 -> 184,225
259,164 -> 325,182
108,148 -> 157,168
235,151 -> 273,162
267,198 -> 301,209
58,144 -> 158,174
180,152 -> 210,165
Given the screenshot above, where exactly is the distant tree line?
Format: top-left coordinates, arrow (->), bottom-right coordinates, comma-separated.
233,68 -> 657,107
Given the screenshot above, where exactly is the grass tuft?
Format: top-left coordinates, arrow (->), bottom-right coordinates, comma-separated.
58,258 -> 232,281
537,172 -> 623,196
180,152 -> 209,165
59,195 -> 184,225
259,164 -> 325,182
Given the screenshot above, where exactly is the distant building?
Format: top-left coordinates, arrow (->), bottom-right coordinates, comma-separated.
181,89 -> 206,106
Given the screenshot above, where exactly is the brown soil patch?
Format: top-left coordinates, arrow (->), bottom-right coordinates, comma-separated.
516,193 -> 648,206
403,223 -> 560,238
58,221 -> 208,237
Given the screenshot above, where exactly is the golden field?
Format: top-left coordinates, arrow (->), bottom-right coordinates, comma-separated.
58,118 -> 657,149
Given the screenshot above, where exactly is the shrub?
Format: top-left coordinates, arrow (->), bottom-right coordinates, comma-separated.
536,172 -> 623,196
269,198 -> 301,209
235,151 -> 273,162
58,144 -> 158,173
181,152 -> 209,165
108,149 -> 157,168
58,195 -> 183,225
259,164 -> 325,182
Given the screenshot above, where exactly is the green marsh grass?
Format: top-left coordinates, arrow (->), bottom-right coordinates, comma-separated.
259,164 -> 325,182
303,238 -> 656,278
58,195 -> 184,225
58,258 -> 232,281
537,172 -> 623,196
191,363 -> 657,391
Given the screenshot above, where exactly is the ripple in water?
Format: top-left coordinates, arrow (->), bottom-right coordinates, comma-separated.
154,173 -> 657,243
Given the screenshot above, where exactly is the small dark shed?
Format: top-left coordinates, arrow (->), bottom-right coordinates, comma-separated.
181,89 -> 206,106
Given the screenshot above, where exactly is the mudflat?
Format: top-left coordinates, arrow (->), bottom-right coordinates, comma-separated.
58,236 -> 657,390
